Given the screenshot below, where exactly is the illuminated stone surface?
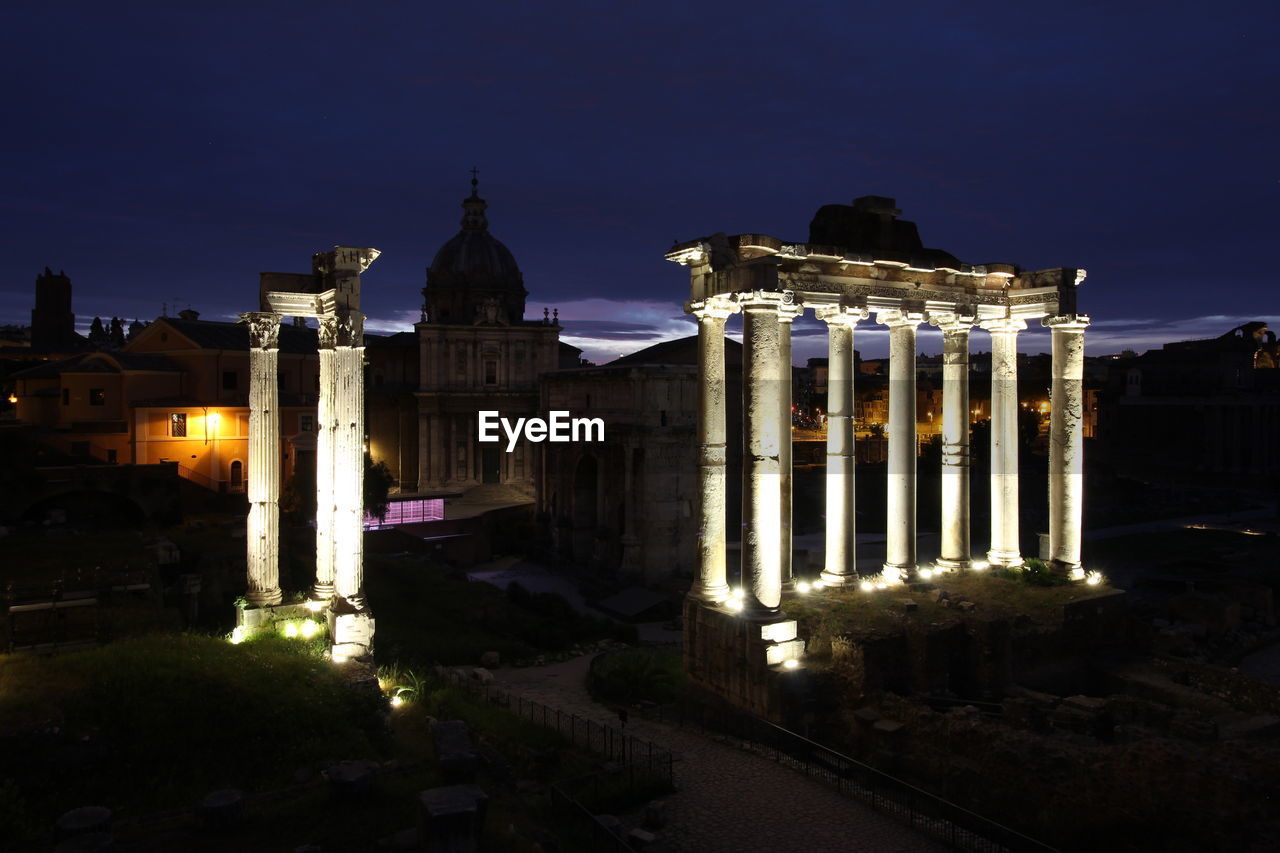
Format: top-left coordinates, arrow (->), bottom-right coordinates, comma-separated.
739,290 -> 790,617
933,313 -> 975,570
881,308 -> 924,579
1045,315 -> 1090,573
982,316 -> 1026,569
815,304 -> 866,586
313,316 -> 338,600
243,312 -> 283,606
688,296 -> 738,602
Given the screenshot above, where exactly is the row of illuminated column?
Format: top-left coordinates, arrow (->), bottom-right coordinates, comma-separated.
690,293 -> 1090,618
242,311 -> 367,610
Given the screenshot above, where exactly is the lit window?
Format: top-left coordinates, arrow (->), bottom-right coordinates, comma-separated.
170,413 -> 187,437
89,388 -> 105,406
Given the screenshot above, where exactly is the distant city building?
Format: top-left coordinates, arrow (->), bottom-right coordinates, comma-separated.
1098,322 -> 1280,485
30,267 -> 81,352
365,179 -> 575,496
11,311 -> 319,492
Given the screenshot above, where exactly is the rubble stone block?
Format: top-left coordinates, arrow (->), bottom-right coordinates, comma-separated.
418,784 -> 489,853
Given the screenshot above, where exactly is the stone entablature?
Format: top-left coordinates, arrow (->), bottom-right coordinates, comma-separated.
669,233 -> 1082,323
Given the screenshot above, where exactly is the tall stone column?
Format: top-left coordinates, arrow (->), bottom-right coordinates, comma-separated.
687,296 -> 738,601
312,317 -> 338,600
1045,315 -> 1090,574
739,292 -> 790,616
880,309 -> 924,581
777,302 -> 803,586
982,317 -> 1026,568
243,312 -> 283,606
816,305 -> 868,585
333,312 -> 366,605
934,315 -> 975,570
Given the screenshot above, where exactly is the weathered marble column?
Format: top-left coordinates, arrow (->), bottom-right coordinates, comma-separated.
880,309 -> 924,581
933,315 -> 975,570
982,317 -> 1026,568
687,296 -> 738,601
777,302 -> 803,587
243,312 -> 283,606
1045,315 -> 1090,574
816,305 -> 868,585
312,316 -> 338,600
333,312 -> 366,605
740,291 -> 790,616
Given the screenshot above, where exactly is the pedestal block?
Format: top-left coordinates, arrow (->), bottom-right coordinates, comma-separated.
330,607 -> 375,660
682,596 -> 805,721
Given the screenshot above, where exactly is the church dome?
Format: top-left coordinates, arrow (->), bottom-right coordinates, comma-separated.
429,228 -> 521,284
423,176 -> 528,325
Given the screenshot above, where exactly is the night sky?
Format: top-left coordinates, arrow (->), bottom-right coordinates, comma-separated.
3,1 -> 1277,364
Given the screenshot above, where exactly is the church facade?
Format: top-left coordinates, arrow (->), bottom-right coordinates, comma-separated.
366,180 -> 570,496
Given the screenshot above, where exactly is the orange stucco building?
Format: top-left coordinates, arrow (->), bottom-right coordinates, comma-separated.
12,313 -> 319,492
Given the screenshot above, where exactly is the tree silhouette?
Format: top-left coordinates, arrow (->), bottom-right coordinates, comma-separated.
88,317 -> 108,348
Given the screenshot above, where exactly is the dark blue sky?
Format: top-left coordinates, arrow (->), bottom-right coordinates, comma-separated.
3,1 -> 1276,362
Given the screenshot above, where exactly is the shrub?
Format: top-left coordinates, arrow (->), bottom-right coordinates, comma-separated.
588,647 -> 684,706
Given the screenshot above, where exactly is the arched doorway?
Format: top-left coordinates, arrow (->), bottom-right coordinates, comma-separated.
229,459 -> 244,491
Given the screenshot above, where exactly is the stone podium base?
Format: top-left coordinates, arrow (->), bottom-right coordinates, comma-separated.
682,596 -> 804,721
330,600 -> 375,661
234,600 -> 327,643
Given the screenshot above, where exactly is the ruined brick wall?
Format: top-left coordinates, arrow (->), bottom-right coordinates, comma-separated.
1152,655 -> 1280,715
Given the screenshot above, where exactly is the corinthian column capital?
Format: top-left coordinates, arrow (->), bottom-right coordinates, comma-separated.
241,312 -> 281,349
335,311 -> 365,347
317,315 -> 339,349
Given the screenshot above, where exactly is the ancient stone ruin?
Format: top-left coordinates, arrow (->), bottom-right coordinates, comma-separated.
667,197 -> 1090,715
238,246 -> 380,661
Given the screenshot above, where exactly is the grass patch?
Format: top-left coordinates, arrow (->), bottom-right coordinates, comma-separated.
365,554 -> 633,667
0,634 -> 386,844
588,647 -> 685,706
